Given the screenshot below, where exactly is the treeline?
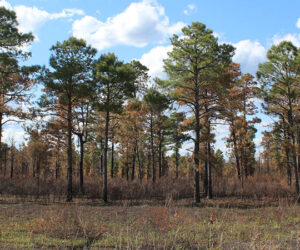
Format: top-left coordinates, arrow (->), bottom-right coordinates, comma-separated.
1,7 -> 300,203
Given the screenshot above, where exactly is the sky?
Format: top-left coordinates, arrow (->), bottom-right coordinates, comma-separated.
1,0 -> 300,157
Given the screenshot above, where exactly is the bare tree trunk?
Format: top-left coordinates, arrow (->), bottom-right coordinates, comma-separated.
207,141 -> 213,199
232,130 -> 241,179
111,135 -> 114,178
158,131 -> 162,178
137,142 -> 143,183
203,159 -> 208,196
66,101 -> 73,202
175,147 -> 179,178
131,143 -> 137,181
150,113 -> 156,183
79,136 -> 84,194
103,108 -> 110,202
194,104 -> 200,203
10,147 -> 14,179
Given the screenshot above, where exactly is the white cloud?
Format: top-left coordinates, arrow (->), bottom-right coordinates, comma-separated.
72,0 -> 185,50
232,40 -> 267,74
0,0 -> 84,35
0,0 -> 11,9
140,45 -> 172,79
271,18 -> 300,48
183,4 -> 196,15
297,18 -> 300,29
272,33 -> 300,47
3,124 -> 26,147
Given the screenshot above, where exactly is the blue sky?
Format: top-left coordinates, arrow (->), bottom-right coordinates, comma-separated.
1,0 -> 300,157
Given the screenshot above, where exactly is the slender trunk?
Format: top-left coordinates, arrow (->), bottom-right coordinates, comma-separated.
103,108 -> 110,202
291,134 -> 299,195
194,104 -> 200,203
10,147 -> 14,179
287,92 -> 299,199
131,143 -> 137,181
111,135 -> 114,178
203,158 -> 208,196
207,140 -> 213,199
79,136 -> 84,194
137,142 -> 142,183
147,150 -> 151,180
150,113 -> 156,183
100,153 -> 104,175
55,160 -> 60,180
158,131 -> 162,178
66,101 -> 73,202
175,147 -> 179,178
232,130 -> 241,179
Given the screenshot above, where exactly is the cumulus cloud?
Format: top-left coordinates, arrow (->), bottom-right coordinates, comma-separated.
72,0 -> 185,50
232,40 -> 267,74
271,18 -> 300,48
140,45 -> 172,79
0,0 -> 84,35
183,4 -> 196,15
273,33 -> 300,47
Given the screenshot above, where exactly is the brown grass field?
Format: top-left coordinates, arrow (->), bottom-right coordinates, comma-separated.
0,197 -> 299,249
0,175 -> 299,249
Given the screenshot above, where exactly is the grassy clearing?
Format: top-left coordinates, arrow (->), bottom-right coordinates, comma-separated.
0,198 -> 299,249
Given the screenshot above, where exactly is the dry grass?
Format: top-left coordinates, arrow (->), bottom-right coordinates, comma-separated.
0,200 -> 299,249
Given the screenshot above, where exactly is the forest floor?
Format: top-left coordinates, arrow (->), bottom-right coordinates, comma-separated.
0,197 -> 299,249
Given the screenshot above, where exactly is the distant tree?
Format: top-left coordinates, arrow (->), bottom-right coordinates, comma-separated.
143,87 -> 170,183
168,112 -> 188,178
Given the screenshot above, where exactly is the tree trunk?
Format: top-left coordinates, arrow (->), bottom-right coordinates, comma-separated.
66,101 -> 73,202
158,131 -> 162,178
291,134 -> 299,196
136,142 -> 143,183
103,108 -> 110,202
147,150 -> 151,180
207,120 -> 213,199
203,159 -> 208,197
10,147 -> 14,179
79,136 -> 84,194
131,143 -> 137,181
194,105 -> 200,203
287,95 -> 299,200
150,113 -> 156,183
207,141 -> 213,199
232,130 -> 241,179
111,135 -> 114,178
175,147 -> 179,178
